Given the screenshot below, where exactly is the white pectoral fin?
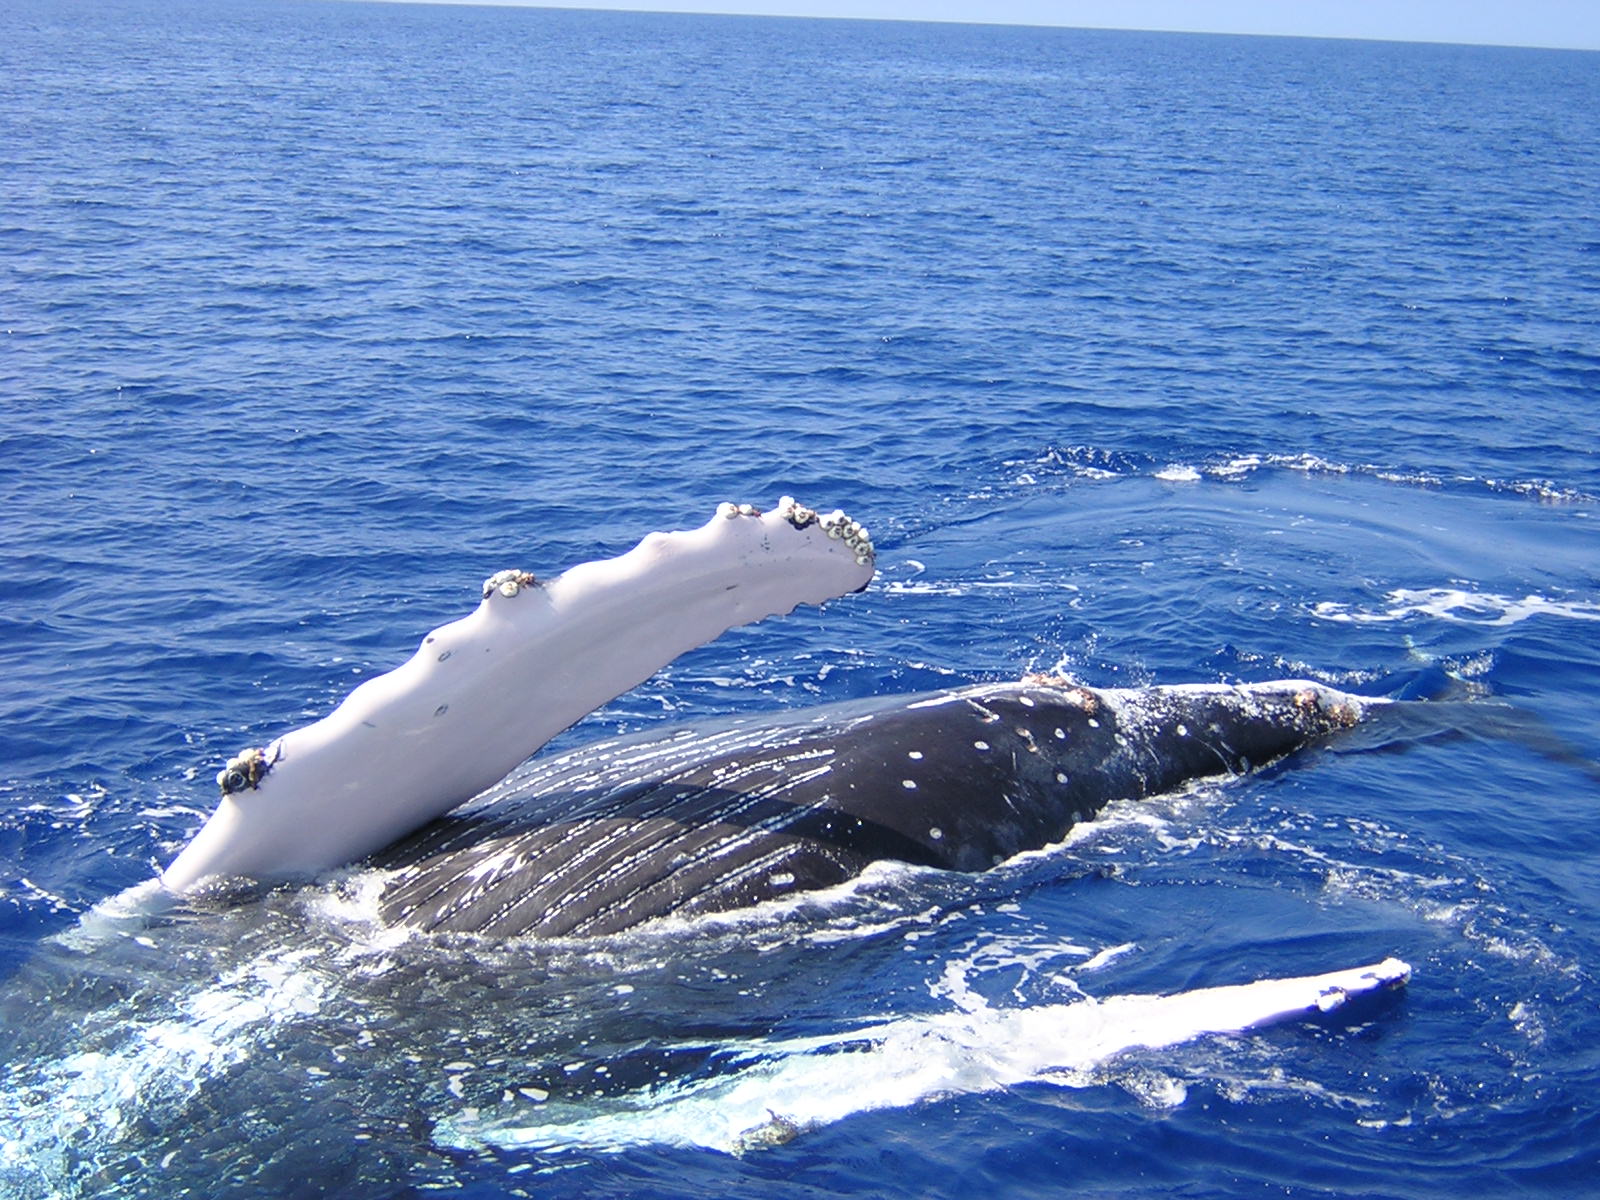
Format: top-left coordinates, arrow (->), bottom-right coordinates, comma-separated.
434,958 -> 1412,1155
160,498 -> 875,893
1079,957 -> 1413,1053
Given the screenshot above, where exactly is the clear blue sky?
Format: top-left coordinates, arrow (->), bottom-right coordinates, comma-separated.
384,0 -> 1600,50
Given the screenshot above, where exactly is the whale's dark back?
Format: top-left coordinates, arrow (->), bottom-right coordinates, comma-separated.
375,681 -> 1364,939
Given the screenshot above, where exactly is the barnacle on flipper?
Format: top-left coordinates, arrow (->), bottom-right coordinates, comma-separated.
776,494 -> 818,530
216,746 -> 272,795
714,495 -> 873,562
818,507 -> 875,565
481,569 -> 540,600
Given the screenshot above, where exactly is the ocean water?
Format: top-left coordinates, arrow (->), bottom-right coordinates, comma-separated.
4,0 -> 1600,1195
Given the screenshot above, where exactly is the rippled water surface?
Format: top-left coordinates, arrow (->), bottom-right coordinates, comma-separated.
4,2 -> 1599,1196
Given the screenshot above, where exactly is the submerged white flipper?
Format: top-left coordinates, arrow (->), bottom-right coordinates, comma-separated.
438,958 -> 1412,1156
161,499 -> 875,893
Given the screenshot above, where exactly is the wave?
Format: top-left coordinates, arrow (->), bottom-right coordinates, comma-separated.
1312,587 -> 1600,627
1007,446 -> 1598,505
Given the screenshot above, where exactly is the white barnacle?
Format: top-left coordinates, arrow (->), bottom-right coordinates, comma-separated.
781,498 -> 820,530
907,750 -> 924,760
1054,727 -> 1066,739
973,740 -> 990,751
216,745 -> 271,795
902,779 -> 917,789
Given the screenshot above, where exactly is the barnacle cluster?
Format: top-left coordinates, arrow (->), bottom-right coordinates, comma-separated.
481,569 -> 540,600
817,506 -> 874,566
216,746 -> 271,796
717,496 -> 876,568
1292,686 -> 1362,728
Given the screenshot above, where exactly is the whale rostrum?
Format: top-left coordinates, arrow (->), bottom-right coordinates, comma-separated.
162,498 -> 876,893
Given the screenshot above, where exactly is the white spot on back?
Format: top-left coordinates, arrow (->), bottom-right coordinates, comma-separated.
973,740 -> 990,751
1019,695 -> 1035,707
907,750 -> 924,760
902,779 -> 917,789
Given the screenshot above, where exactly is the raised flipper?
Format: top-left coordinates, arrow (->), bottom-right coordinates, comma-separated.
160,499 -> 875,892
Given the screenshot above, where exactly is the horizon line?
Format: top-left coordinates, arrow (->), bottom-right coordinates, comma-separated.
351,0 -> 1600,54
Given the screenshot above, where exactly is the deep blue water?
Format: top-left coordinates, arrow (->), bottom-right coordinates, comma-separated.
4,1 -> 1600,1195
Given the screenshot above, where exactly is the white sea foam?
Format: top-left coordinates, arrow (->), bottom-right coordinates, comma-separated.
1312,587 -> 1600,627
1208,454 -> 1263,480
0,948 -> 329,1189
880,578 -> 1078,597
1153,451 -> 1597,502
1154,464 -> 1202,482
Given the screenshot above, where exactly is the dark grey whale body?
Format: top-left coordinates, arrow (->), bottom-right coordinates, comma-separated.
376,679 -> 1370,939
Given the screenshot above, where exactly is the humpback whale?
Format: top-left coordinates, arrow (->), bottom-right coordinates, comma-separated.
376,677 -> 1372,938
158,495 -> 1383,949
20,498 -> 1417,1187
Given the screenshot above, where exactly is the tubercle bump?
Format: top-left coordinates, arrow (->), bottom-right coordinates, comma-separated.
718,496 -> 876,566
